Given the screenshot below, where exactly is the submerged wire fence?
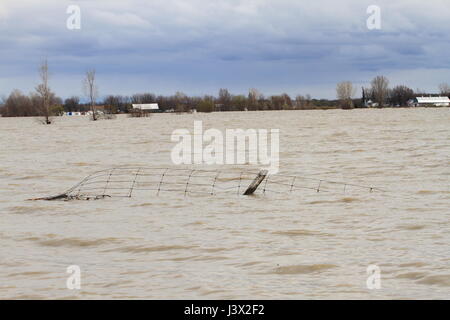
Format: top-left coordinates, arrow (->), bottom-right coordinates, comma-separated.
34,166 -> 385,201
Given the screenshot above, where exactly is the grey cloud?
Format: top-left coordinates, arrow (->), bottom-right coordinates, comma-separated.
0,0 -> 449,98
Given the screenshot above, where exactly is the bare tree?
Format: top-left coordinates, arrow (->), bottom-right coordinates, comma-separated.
415,88 -> 426,96
64,96 -> 80,112
218,88 -> 231,111
247,88 -> 262,110
280,93 -> 293,109
336,81 -> 356,109
2,90 -> 33,117
84,69 -> 98,120
305,94 -> 312,107
35,59 -> 52,124
371,76 -> 390,107
390,85 -> 414,106
438,83 -> 450,96
295,95 -> 306,109
131,93 -> 156,104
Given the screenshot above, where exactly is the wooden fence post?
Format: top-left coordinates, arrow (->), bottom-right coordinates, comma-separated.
243,170 -> 268,195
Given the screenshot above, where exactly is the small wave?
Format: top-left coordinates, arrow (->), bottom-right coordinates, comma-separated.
105,244 -> 195,253
7,206 -> 50,214
201,290 -> 226,296
417,275 -> 450,287
306,197 -> 359,205
193,255 -> 229,261
15,175 -> 46,180
274,264 -> 337,275
396,272 -> 428,280
131,202 -> 153,207
398,224 -> 426,231
399,262 -> 427,268
6,294 -> 47,299
203,247 -> 228,253
416,190 -> 434,194
8,271 -> 49,277
330,131 -> 349,137
130,140 -> 154,145
306,200 -> 331,205
35,237 -> 121,248
240,261 -> 263,267
70,162 -> 91,167
184,221 -> 205,226
167,255 -> 197,261
101,280 -> 133,288
271,229 -> 334,237
217,176 -> 241,182
186,286 -> 202,291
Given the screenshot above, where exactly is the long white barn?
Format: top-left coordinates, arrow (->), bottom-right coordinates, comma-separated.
132,103 -> 159,110
412,96 -> 450,107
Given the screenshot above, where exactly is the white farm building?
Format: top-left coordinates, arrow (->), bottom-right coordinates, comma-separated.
410,96 -> 450,107
132,103 -> 159,111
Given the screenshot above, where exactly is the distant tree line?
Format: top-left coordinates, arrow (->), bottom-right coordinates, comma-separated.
337,76 -> 450,109
0,89 -> 63,118
0,88 -> 333,117
1,61 -> 449,119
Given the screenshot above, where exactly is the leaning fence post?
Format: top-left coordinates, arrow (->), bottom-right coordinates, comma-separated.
243,170 -> 268,195
184,170 -> 194,197
290,176 -> 296,192
211,171 -> 220,195
129,168 -> 141,197
103,168 -> 114,197
237,172 -> 243,195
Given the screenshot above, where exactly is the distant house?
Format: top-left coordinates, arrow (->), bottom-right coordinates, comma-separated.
130,103 -> 159,117
66,106 -> 107,116
409,96 -> 450,107
132,103 -> 159,111
65,111 -> 83,116
364,99 -> 379,108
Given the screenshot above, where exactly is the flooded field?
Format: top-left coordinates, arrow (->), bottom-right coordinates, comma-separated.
0,108 -> 449,299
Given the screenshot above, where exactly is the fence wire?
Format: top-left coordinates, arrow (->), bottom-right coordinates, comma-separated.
34,166 -> 385,201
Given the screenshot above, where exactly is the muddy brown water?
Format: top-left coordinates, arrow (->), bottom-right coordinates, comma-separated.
0,109 -> 449,299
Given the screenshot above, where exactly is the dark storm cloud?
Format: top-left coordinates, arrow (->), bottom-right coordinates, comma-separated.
1,0 -> 449,98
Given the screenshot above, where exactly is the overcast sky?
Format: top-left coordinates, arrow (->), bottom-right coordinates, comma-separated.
1,0 -> 449,99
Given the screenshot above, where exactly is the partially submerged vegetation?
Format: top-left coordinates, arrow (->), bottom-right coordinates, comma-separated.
83,69 -> 99,121
35,59 -> 52,124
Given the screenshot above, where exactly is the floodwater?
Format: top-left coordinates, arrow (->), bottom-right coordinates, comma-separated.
0,108 -> 449,299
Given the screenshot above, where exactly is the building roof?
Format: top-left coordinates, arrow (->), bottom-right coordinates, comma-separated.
132,103 -> 159,110
416,96 -> 450,103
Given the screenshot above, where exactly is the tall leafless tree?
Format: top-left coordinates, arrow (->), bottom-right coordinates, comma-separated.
305,94 -> 312,107
371,76 -> 390,107
35,59 -> 52,124
218,88 -> 231,111
438,83 -> 450,96
336,81 -> 356,109
295,95 -> 306,109
84,69 -> 98,120
247,88 -> 262,111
